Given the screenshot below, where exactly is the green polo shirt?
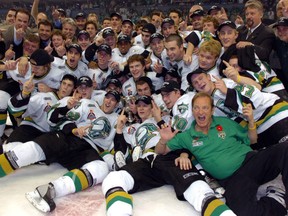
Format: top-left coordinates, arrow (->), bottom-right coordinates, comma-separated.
167,116 -> 252,180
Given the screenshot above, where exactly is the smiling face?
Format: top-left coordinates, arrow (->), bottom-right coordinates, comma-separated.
129,61 -> 145,80
165,40 -> 184,62
137,101 -> 152,121
161,90 -> 181,109
150,38 -> 164,57
198,50 -> 218,70
190,73 -> 215,95
192,94 -> 214,133
136,82 -> 152,96
218,26 -> 238,50
245,7 -> 263,29
102,94 -> 118,114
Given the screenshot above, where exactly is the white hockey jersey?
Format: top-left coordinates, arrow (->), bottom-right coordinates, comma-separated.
171,91 -> 196,132
8,92 -> 60,132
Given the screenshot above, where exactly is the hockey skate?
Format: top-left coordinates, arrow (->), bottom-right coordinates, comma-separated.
132,145 -> 142,162
25,183 -> 56,212
114,151 -> 126,170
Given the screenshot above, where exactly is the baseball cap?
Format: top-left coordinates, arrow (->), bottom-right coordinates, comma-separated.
150,33 -> 164,42
97,44 -> 112,55
217,20 -> 236,32
190,9 -> 205,19
77,76 -> 93,87
102,28 -> 115,38
30,49 -> 54,66
57,8 -> 66,17
273,17 -> 288,28
161,18 -> 175,28
165,67 -> 180,79
208,5 -> 221,15
117,34 -> 131,43
106,78 -> 122,88
186,68 -> 206,85
75,12 -> 86,20
135,95 -> 153,105
160,80 -> 180,92
77,30 -> 90,39
105,90 -> 121,102
142,23 -> 156,35
67,44 -> 82,54
122,19 -> 134,26
110,12 -> 122,20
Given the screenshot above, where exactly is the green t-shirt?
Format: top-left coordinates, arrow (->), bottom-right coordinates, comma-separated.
167,116 -> 252,180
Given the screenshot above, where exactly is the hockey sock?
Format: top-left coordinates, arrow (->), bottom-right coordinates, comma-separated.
0,153 -> 16,177
105,187 -> 133,216
63,169 -> 92,193
202,196 -> 235,216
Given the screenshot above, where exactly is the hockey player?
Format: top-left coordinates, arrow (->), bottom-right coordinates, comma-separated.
122,54 -> 163,96
0,49 -> 65,144
102,94 -> 235,216
162,34 -> 198,91
5,74 -> 76,144
87,44 -> 113,90
0,79 -> 120,213
187,68 -> 288,149
52,43 -> 89,78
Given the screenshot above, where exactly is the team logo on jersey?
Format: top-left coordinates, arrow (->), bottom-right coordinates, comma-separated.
192,137 -> 203,147
66,111 -> 80,121
88,116 -> 111,139
44,103 -> 52,113
177,102 -> 188,114
127,126 -> 136,134
87,110 -> 96,120
135,123 -> 158,150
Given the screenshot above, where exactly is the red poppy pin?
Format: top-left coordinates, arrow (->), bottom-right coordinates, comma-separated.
216,125 -> 226,139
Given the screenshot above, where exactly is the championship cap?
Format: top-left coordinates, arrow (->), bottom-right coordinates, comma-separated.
97,44 -> 112,55
110,12 -> 122,20
122,19 -> 134,26
186,68 -> 206,85
142,23 -> 156,35
77,76 -> 93,87
75,12 -> 86,20
105,90 -> 121,102
117,34 -> 131,43
208,5 -> 221,15
102,28 -> 115,38
77,30 -> 90,39
135,95 -> 153,105
190,9 -> 205,19
160,80 -> 180,92
150,32 -> 164,42
161,18 -> 175,28
67,43 -> 82,54
106,78 -> 122,88
217,20 -> 236,32
273,17 -> 288,28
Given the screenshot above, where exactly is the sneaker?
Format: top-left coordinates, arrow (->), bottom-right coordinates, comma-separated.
132,146 -> 142,162
266,186 -> 286,208
114,151 -> 126,171
25,183 -> 56,212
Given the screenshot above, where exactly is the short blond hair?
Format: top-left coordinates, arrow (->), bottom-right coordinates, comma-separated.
245,0 -> 264,13
199,39 -> 222,57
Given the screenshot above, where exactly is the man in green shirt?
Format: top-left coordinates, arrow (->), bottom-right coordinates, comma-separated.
156,92 -> 288,216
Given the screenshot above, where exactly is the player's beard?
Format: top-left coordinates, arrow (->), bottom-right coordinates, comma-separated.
246,19 -> 254,28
